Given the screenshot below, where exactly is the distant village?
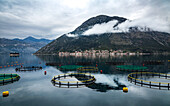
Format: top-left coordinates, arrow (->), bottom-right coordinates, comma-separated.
59,50 -> 150,57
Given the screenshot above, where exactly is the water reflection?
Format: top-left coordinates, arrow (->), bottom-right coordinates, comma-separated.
87,78 -> 126,92
0,77 -> 20,86
0,54 -> 170,106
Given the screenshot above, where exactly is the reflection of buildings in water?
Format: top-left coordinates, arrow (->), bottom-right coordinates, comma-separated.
58,51 -> 147,59
58,53 -> 141,59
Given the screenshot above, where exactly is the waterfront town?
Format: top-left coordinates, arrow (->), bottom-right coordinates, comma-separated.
59,50 -> 149,57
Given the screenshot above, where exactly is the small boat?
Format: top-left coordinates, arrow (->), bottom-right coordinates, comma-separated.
10,53 -> 19,57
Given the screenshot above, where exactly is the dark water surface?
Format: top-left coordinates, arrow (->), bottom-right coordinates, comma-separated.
0,54 -> 170,106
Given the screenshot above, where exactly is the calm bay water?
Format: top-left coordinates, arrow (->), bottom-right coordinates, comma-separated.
0,54 -> 170,106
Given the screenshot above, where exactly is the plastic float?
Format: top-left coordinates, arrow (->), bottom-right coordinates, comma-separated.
0,63 -> 24,69
51,73 -> 96,88
44,71 -> 47,75
123,87 -> 128,92
0,73 -> 20,85
2,91 -> 9,97
128,72 -> 170,90
100,70 -> 103,74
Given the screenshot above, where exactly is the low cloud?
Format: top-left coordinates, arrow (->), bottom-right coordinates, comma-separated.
66,33 -> 78,37
83,20 -> 118,35
83,17 -> 170,35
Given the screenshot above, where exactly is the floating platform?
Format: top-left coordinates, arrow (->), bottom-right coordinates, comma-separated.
15,66 -> 42,71
51,73 -> 96,88
116,65 -> 148,71
128,72 -> 170,90
0,73 -> 20,85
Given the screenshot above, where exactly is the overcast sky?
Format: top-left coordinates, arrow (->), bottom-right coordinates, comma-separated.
0,0 -> 169,40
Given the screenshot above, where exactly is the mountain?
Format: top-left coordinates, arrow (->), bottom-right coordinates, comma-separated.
0,37 -> 52,54
34,15 -> 170,54
13,36 -> 52,43
71,15 -> 127,35
23,36 -> 52,43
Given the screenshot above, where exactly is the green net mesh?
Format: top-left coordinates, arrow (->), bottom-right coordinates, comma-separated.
116,65 -> 147,71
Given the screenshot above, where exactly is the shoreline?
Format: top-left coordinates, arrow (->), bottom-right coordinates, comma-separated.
33,52 -> 170,56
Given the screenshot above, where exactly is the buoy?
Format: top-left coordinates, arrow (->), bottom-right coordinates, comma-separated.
21,65 -> 22,68
123,87 -> 128,92
143,64 -> 145,66
96,64 -> 98,67
44,71 -> 47,75
100,70 -> 103,74
2,91 -> 9,97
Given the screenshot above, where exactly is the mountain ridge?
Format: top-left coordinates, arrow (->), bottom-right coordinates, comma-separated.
34,15 -> 170,54
0,36 -> 52,54
71,15 -> 127,35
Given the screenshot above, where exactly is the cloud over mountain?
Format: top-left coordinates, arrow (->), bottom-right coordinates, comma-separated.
0,0 -> 169,39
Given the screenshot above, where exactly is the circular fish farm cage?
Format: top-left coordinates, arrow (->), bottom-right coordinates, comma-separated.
0,73 -> 20,85
77,66 -> 98,72
15,66 -> 42,71
58,65 -> 83,71
128,72 -> 170,90
51,73 -> 96,88
116,65 -> 148,71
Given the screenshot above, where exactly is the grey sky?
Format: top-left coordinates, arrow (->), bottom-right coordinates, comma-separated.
0,0 -> 169,39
